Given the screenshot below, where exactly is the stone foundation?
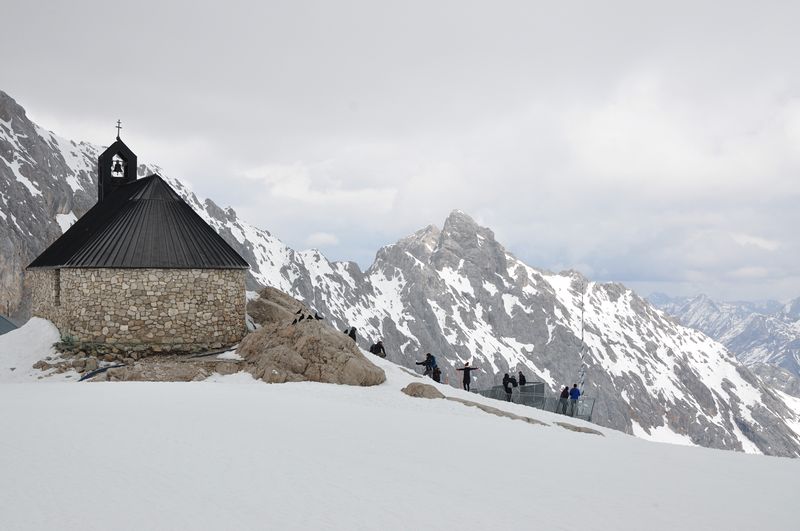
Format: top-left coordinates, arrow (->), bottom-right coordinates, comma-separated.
29,268 -> 246,349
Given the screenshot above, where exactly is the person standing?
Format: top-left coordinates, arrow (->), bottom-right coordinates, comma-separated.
432,366 -> 442,383
456,362 -> 480,391
518,371 -> 527,386
558,386 -> 570,414
502,373 -> 516,402
568,384 -> 581,416
415,353 -> 436,377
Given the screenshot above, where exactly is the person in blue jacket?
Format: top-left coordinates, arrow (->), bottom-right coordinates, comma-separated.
568,384 -> 581,416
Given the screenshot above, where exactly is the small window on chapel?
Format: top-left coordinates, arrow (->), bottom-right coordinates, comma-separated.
54,269 -> 61,307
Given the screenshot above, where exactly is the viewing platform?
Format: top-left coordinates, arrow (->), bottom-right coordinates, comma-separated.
473,382 -> 595,422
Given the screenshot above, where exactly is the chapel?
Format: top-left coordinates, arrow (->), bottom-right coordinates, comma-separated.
26,131 -> 249,350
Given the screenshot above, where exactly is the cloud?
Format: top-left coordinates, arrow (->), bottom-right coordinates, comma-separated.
305,232 -> 340,247
731,233 -> 781,251
728,267 -> 771,279
243,162 -> 397,211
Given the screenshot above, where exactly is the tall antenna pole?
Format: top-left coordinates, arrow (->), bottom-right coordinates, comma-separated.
578,278 -> 588,391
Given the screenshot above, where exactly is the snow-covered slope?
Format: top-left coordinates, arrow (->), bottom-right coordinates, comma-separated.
3,89 -> 800,456
651,293 -> 800,378
0,344 -> 798,531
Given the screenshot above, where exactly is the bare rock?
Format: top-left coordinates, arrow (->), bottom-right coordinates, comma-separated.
247,286 -> 309,326
214,362 -> 239,375
401,382 -> 445,399
106,367 -> 126,381
554,422 -> 604,436
102,364 -> 208,382
239,319 -> 385,387
84,358 -> 98,372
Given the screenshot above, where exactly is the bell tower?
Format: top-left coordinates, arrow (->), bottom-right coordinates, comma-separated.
97,120 -> 137,202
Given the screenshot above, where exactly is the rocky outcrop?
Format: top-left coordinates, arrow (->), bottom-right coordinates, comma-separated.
241,287 -> 385,386
239,320 -> 385,386
246,286 -> 306,325
401,382 -> 444,399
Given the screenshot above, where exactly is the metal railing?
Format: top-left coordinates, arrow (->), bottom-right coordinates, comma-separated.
473,384 -> 595,422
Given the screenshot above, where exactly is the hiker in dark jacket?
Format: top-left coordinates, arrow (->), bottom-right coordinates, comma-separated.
432,366 -> 442,383
518,372 -> 527,386
502,373 -> 517,402
456,362 -> 480,391
369,340 -> 387,358
568,384 -> 581,416
415,353 -> 436,377
348,327 -> 357,342
558,386 -> 570,414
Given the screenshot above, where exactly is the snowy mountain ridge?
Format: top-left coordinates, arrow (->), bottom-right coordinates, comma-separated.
2,89 -> 800,456
650,293 -> 800,378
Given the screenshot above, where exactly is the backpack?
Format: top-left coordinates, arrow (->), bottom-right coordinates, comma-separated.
430,355 -> 437,369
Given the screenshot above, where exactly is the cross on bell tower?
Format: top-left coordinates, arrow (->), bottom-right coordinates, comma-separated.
97,120 -> 137,202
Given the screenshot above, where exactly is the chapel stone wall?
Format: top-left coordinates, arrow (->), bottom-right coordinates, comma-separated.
29,268 -> 246,350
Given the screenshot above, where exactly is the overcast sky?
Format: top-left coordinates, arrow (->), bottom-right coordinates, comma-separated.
2,0 -> 799,301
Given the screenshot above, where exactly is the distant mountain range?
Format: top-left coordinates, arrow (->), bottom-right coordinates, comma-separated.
649,293 -> 800,378
3,89 -> 800,456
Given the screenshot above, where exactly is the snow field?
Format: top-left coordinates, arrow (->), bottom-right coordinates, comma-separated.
0,353 -> 798,531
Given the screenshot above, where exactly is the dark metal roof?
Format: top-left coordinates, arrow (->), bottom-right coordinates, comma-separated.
28,175 -> 249,270
0,315 -> 17,335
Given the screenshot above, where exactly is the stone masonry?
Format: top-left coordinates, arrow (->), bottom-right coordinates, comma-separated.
30,268 -> 245,349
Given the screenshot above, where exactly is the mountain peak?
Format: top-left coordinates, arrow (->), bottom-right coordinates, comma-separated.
443,209 -> 478,229
439,209 -> 498,249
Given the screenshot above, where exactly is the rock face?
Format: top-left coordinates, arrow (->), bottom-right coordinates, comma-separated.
749,363 -> 800,398
241,289 -> 385,387
651,293 -> 800,378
